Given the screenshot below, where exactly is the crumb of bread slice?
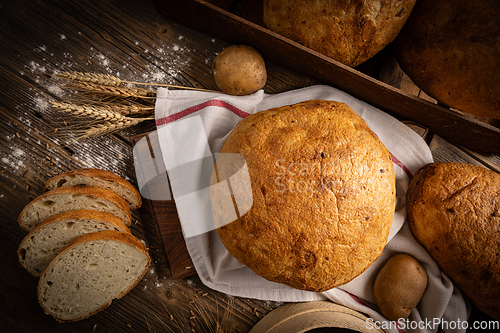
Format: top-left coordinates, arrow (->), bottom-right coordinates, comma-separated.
44,168 -> 142,210
18,210 -> 130,277
37,230 -> 150,322
18,185 -> 131,231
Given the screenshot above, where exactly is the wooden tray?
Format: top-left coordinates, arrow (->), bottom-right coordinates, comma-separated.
152,0 -> 500,155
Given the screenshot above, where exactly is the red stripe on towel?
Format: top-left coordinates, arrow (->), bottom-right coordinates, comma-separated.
390,153 -> 413,179
347,291 -> 366,306
156,99 -> 413,181
156,99 -> 251,126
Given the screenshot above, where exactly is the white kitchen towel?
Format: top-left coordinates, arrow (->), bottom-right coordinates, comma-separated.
153,85 -> 469,333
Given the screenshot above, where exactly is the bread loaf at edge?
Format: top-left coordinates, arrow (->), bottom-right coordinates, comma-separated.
18,209 -> 130,277
392,0 -> 500,119
407,162 -> 500,320
45,168 -> 142,210
37,230 -> 150,322
18,185 -> 131,231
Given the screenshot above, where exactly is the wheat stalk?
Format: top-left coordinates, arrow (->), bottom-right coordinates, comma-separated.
51,101 -> 154,118
50,101 -> 127,121
48,70 -> 218,141
66,117 -> 153,139
70,81 -> 154,98
105,103 -> 155,116
54,71 -> 217,92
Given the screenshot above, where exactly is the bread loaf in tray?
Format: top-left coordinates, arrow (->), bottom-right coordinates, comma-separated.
407,162 -> 500,320
45,168 -> 142,210
37,231 -> 150,322
263,0 -> 417,67
212,100 -> 396,292
18,210 -> 130,277
393,0 -> 500,119
18,185 -> 131,231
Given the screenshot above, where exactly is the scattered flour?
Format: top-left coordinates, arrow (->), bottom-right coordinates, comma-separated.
13,148 -> 25,158
35,97 -> 50,112
152,71 -> 167,82
97,54 -> 110,68
1,157 -> 21,171
35,45 -> 47,53
29,61 -> 47,74
47,85 -> 64,97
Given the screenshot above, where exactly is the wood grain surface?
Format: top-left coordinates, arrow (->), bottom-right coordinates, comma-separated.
0,0 -> 498,332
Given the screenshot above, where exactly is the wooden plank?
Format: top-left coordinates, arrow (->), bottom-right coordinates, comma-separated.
153,0 -> 500,155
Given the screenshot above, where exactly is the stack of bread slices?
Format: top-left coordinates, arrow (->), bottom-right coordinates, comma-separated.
17,168 -> 150,322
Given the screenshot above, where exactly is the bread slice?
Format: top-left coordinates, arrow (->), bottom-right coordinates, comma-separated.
37,231 -> 150,322
44,168 -> 142,210
18,210 -> 130,277
18,185 -> 131,231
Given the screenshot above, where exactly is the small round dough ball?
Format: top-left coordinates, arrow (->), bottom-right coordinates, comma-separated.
374,253 -> 428,321
212,45 -> 267,96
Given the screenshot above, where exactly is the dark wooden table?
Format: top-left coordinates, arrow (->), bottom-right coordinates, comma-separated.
1,1 -> 498,332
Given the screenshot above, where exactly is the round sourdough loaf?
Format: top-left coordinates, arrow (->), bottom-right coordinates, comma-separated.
407,162 -> 500,320
263,0 -> 417,67
392,0 -> 500,119
213,100 -> 396,291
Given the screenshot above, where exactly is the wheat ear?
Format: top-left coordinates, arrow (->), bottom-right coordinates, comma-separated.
69,81 -> 154,98
54,71 -> 217,92
75,117 -> 153,138
104,104 -> 155,116
50,101 -> 127,121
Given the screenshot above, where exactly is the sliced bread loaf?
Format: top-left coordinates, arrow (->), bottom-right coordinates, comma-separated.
18,210 -> 130,277
37,231 -> 150,322
18,185 -> 131,231
44,168 -> 142,210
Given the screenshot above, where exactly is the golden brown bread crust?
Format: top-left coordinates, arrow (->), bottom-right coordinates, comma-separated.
37,230 -> 150,322
29,209 -> 131,233
19,185 -> 132,227
44,168 -> 142,209
263,0 -> 417,67
213,100 -> 396,291
17,210 -> 131,277
393,0 -> 500,119
407,162 -> 500,320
